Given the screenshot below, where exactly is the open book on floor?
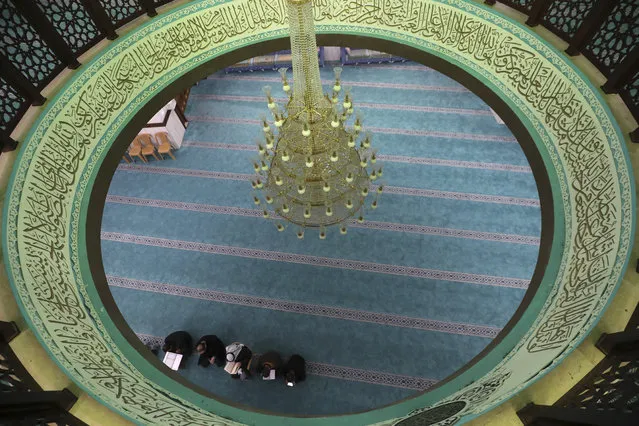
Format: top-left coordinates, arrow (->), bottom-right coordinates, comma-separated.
163,352 -> 183,371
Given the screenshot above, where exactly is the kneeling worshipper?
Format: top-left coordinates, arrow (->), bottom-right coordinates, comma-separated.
255,351 -> 283,381
195,335 -> 226,368
162,330 -> 193,369
224,342 -> 253,380
283,354 -> 306,387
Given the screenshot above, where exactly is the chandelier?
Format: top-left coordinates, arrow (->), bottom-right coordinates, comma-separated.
250,0 -> 383,239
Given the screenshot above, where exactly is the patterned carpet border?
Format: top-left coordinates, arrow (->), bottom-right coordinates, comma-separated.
116,164 -> 540,207
181,140 -> 531,173
109,275 -> 501,338
189,94 -> 493,116
185,115 -> 517,143
105,195 -> 540,245
101,232 -> 530,288
206,74 -> 469,93
134,332 -> 436,390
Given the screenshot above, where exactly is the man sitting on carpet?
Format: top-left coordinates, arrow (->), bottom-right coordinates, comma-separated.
255,350 -> 283,380
224,342 -> 253,380
195,335 -> 226,368
162,330 -> 193,368
283,354 -> 306,387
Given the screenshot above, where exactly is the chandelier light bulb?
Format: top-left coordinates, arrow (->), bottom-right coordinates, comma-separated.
297,184 -> 306,194
262,119 -> 271,133
360,158 -> 368,167
265,135 -> 274,150
302,126 -> 311,137
331,116 -> 340,128
347,107 -> 354,114
263,210 -> 270,218
277,223 -> 285,231
377,185 -> 384,194
251,180 -> 257,189
275,113 -> 284,127
357,215 -> 364,223
261,160 -> 268,171
319,229 -> 326,239
333,67 -> 342,92
305,156 -> 314,167
363,133 -> 371,148
263,86 -> 276,110
256,179 -> 264,189
253,196 -> 260,205
343,95 -> 352,110
347,134 -> 356,147
257,144 -> 266,155
340,226 -> 347,235
370,170 -> 377,180
282,203 -> 290,213
297,230 -> 304,239
346,172 -> 354,183
282,150 -> 290,161
371,200 -> 378,209
253,162 -> 260,173
378,167 -> 383,177
266,195 -> 274,204
304,206 -> 311,218
278,67 -> 290,92
325,206 -> 333,216
353,116 -> 362,132
331,92 -> 339,104
275,175 -> 283,186
361,187 -> 369,196
330,151 -> 338,162
323,182 -> 331,192
371,152 -> 377,163
345,199 -> 353,209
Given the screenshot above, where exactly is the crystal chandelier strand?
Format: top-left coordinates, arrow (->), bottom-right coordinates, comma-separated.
287,0 -> 324,116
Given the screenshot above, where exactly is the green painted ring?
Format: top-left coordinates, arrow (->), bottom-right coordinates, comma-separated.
3,1 -> 634,425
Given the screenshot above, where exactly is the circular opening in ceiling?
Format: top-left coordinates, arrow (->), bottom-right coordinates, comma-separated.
96,45 -> 547,417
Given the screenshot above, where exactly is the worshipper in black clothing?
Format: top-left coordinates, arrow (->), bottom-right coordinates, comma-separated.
255,351 -> 283,380
162,331 -> 193,356
283,354 -> 306,387
162,331 -> 193,369
195,335 -> 226,368
225,342 -> 253,380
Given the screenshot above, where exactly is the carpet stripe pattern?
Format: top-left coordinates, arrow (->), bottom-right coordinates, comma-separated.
116,164 -> 540,206
105,195 -> 540,245
110,276 -> 501,337
180,140 -> 532,172
102,232 -> 530,288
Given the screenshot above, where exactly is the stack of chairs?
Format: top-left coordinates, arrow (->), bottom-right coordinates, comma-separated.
124,132 -> 176,163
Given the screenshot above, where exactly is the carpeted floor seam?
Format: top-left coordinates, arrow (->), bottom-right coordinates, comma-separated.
109,274 -> 501,337
101,231 -> 529,288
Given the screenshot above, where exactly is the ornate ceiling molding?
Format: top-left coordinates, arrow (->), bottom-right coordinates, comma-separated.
2,0 -> 634,425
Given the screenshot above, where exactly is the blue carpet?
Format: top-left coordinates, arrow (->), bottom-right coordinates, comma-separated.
101,62 -> 541,415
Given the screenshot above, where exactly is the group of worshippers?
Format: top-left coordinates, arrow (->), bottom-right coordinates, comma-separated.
162,331 -> 306,386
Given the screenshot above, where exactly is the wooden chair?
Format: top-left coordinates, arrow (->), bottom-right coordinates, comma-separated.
128,138 -> 146,163
139,133 -> 160,161
156,132 -> 176,160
